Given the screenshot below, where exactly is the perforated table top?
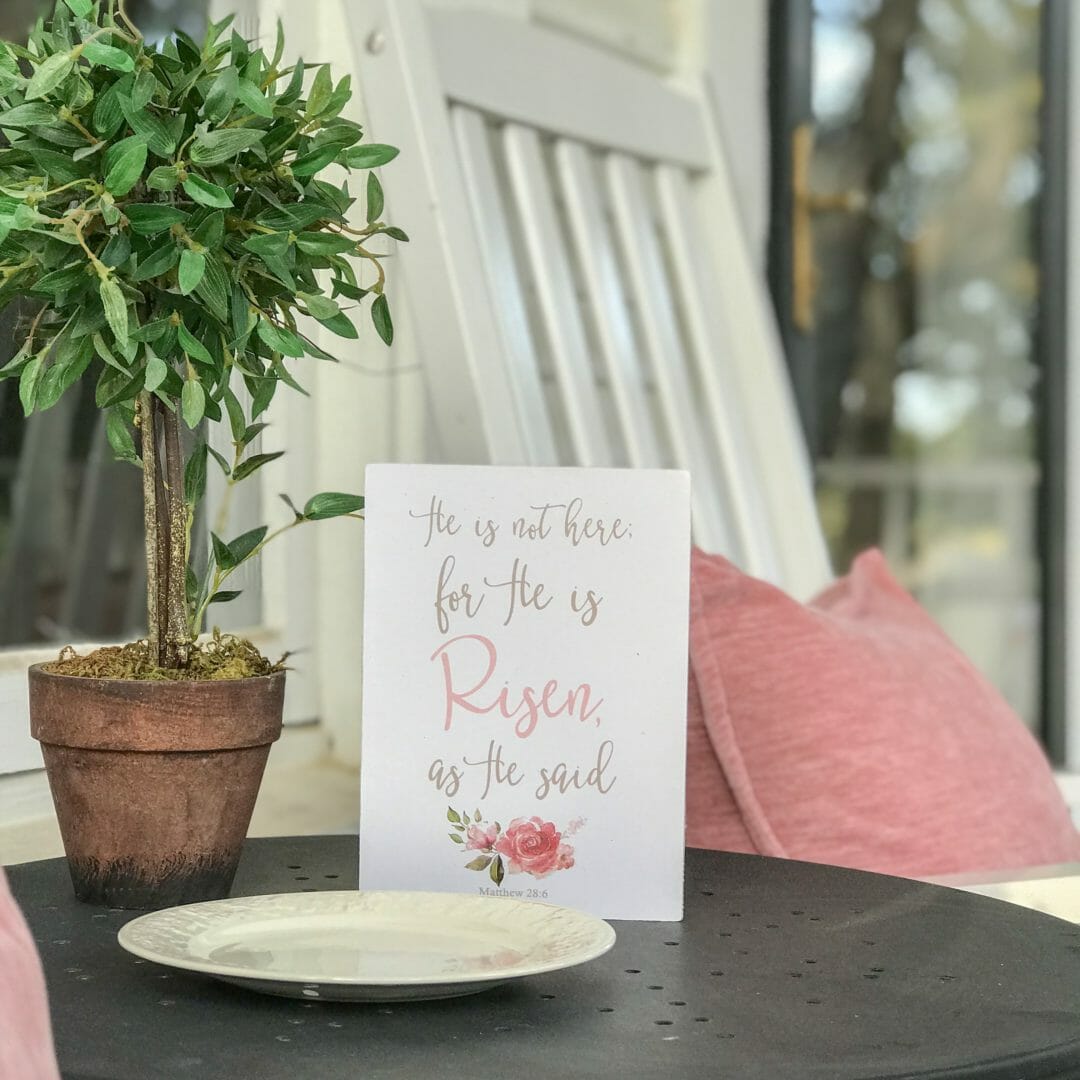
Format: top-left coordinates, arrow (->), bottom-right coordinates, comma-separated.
9,836 -> 1080,1079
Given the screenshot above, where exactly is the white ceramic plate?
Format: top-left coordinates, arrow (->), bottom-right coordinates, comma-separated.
117,891 -> 616,1002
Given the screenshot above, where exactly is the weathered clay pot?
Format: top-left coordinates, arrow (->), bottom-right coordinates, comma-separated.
29,665 -> 284,910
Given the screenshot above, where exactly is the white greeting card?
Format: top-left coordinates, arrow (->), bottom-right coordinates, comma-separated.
359,464 -> 691,920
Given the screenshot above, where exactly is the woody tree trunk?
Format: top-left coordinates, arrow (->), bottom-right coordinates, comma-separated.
139,391 -> 189,668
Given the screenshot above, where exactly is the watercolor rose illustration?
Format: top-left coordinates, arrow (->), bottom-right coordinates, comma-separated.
447,807 -> 583,886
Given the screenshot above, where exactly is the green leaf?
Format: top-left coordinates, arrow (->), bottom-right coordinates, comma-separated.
105,409 -> 139,465
192,210 -> 225,251
185,565 -> 201,606
208,590 -> 242,605
320,312 -> 357,339
120,97 -> 177,158
177,324 -> 213,365
243,231 -> 290,259
211,532 -> 236,570
183,175 -> 234,208
144,353 -> 169,392
236,78 -> 274,117
291,145 -> 340,180
27,53 -> 74,101
93,79 -> 128,137
203,65 -> 239,123
18,353 -> 44,414
366,172 -> 384,223
306,64 -> 332,117
190,128 -> 265,166
133,243 -> 180,282
130,69 -> 158,110
208,444 -> 231,476
371,294 -> 393,345
179,250 -> 206,295
60,0 -> 94,15
489,855 -> 505,886
223,387 -> 246,443
232,450 -> 284,482
345,143 -> 399,169
30,147 -> 90,184
82,41 -> 135,72
181,378 -> 205,428
130,318 -> 170,343
228,525 -> 268,564
100,231 -> 132,269
124,204 -> 188,235
31,262 -> 88,297
303,492 -> 364,520
240,421 -> 269,446
280,493 -> 302,520
147,165 -> 181,192
195,254 -> 230,322
257,319 -> 305,358
0,103 -> 57,130
184,440 -> 208,503
99,277 -> 129,347
465,855 -> 492,871
295,232 -> 355,256
298,291 -> 340,321
104,136 -> 148,197
449,833 -> 464,844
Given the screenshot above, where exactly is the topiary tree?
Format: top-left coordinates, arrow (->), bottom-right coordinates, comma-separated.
0,0 -> 405,671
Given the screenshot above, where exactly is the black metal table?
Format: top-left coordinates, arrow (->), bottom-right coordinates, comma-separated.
9,836 -> 1080,1080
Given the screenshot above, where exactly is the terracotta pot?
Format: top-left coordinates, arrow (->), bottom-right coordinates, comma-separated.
29,665 -> 285,910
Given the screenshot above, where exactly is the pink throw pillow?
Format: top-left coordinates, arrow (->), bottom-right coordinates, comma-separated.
0,868 -> 60,1080
686,547 -> 1080,877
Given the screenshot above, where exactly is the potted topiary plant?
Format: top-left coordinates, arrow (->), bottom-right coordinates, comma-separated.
0,0 -> 405,908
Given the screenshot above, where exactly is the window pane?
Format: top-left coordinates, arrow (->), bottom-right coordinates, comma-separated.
810,0 -> 1043,725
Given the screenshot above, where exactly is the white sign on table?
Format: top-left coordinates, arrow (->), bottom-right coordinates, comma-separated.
359,464 -> 691,920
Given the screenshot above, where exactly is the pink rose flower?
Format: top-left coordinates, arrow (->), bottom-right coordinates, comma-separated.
465,823 -> 498,851
495,817 -> 570,878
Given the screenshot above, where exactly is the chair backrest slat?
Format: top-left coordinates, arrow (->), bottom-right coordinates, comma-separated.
605,153 -> 733,552
653,164 -> 781,580
501,123 -> 613,467
554,139 -> 666,470
451,106 -> 558,465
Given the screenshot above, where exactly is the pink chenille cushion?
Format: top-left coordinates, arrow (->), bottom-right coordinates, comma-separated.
0,868 -> 60,1080
686,547 -> 1080,877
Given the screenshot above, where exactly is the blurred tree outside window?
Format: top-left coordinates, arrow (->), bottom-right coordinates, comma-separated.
806,0 -> 1043,726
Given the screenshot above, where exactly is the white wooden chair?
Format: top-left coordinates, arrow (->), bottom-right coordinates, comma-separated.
347,1 -> 832,599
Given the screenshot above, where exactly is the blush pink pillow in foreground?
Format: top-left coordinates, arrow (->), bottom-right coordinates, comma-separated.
0,868 -> 60,1080
686,548 -> 1080,878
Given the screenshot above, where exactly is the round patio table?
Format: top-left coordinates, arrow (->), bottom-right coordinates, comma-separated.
9,836 -> 1080,1080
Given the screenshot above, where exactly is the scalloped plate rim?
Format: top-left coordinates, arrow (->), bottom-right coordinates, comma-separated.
116,889 -> 617,988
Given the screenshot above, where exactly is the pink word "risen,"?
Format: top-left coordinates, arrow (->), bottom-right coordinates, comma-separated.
430,634 -> 603,739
